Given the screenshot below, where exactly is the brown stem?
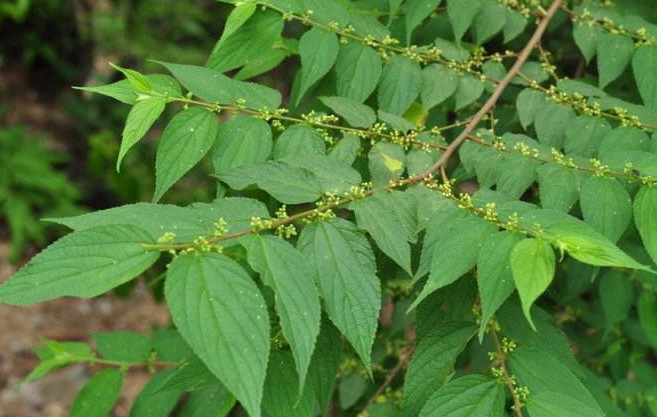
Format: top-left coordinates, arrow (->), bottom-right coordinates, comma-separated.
413,0 -> 563,182
362,346 -> 415,411
491,331 -> 524,417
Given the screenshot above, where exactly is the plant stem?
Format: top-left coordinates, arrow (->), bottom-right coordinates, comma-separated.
491,331 -> 524,417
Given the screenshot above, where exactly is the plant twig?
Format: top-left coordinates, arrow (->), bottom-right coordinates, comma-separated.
412,0 -> 564,182
362,346 -> 415,411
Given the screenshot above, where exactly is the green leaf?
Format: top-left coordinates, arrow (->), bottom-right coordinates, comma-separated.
165,253 -> 270,417
536,163 -> 580,212
282,154 -> 362,194
526,391 -> 606,417
503,9 -> 527,43
368,142 -> 406,187
418,375 -> 505,417
573,22 -> 599,63
563,116 -> 612,157
297,27 -> 339,104
235,47 -> 288,81
639,292 -> 657,349
474,0 -> 506,44
509,346 -> 604,416
339,373 -> 368,409
154,357 -> 219,394
329,133 -> 361,165
92,331 -> 151,362
421,64 -> 458,111
634,186 -> 657,266
534,101 -> 575,148
262,350 -> 316,417
157,61 -> 282,109
405,0 -> 444,42
351,193 -> 413,275
599,270 -> 634,331
69,369 -> 123,417
214,115 -> 272,174
378,110 -> 415,132
412,217 -> 496,310
598,126 -> 651,160
76,74 -> 182,105
110,63 -> 151,92
511,238 -> 556,329
378,55 -> 422,115
597,32 -> 634,89
307,317 -> 342,415
274,125 -> 326,159
447,0 -> 482,42
218,161 -> 323,204
546,222 -> 652,272
151,329 -> 193,362
297,219 -> 381,373
335,43 -> 382,103
130,370 -> 182,417
49,198 -> 268,246
401,321 -> 476,417
154,107 -> 219,202
633,45 -> 657,111
516,89 -> 546,129
0,225 -> 159,305
454,74 -> 484,110
179,385 -> 235,417
477,231 -> 524,339
117,96 -> 166,171
319,96 -> 376,128
207,10 -> 283,73
245,235 -> 321,392
495,154 -> 538,199
580,176 -> 631,242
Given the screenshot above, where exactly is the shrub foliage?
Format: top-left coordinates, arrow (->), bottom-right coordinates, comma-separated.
3,0 -> 657,416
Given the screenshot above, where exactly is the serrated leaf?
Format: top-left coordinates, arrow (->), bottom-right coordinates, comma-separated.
70,369 -> 123,417
580,176 -> 631,242
573,22 -> 599,63
454,74 -> 484,110
0,225 -> 159,305
516,89 -> 546,129
474,0 -> 506,44
329,134 -> 361,165
282,154 -> 362,194
526,391 -> 606,417
218,161 -> 323,204
154,357 -> 219,394
634,186 -> 657,266
92,331 -> 151,363
214,115 -> 272,174
319,96 -> 376,128
536,163 -> 580,212
534,101 -> 575,148
235,47 -> 288,81
157,61 -> 282,109
378,55 -> 422,115
297,219 -> 381,373
165,253 -> 270,417
447,0 -> 482,42
598,126 -> 651,160
274,125 -> 325,159
76,74 -> 181,105
117,96 -> 165,171
179,385 -> 235,417
110,63 -> 151,92
151,330 -> 192,362
335,43 -> 382,103
297,27 -> 339,104
49,198 -> 268,246
496,154 -> 538,199
245,235 -> 321,392
503,9 -> 527,43
633,45 -> 657,111
511,238 -> 555,329
307,317 -> 342,415
418,375 -> 505,417
563,116 -> 612,157
207,10 -> 283,73
639,292 -> 657,349
339,373 -> 368,409
351,194 -> 413,275
130,370 -> 182,417
262,350 -> 316,417
597,32 -> 634,89
405,0 -> 443,42
477,231 -> 524,339
401,321 -> 476,417
368,142 -> 406,187
421,64 -> 458,111
154,107 -> 218,202
378,110 -> 416,132
599,270 -> 634,331
411,217 -> 496,309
